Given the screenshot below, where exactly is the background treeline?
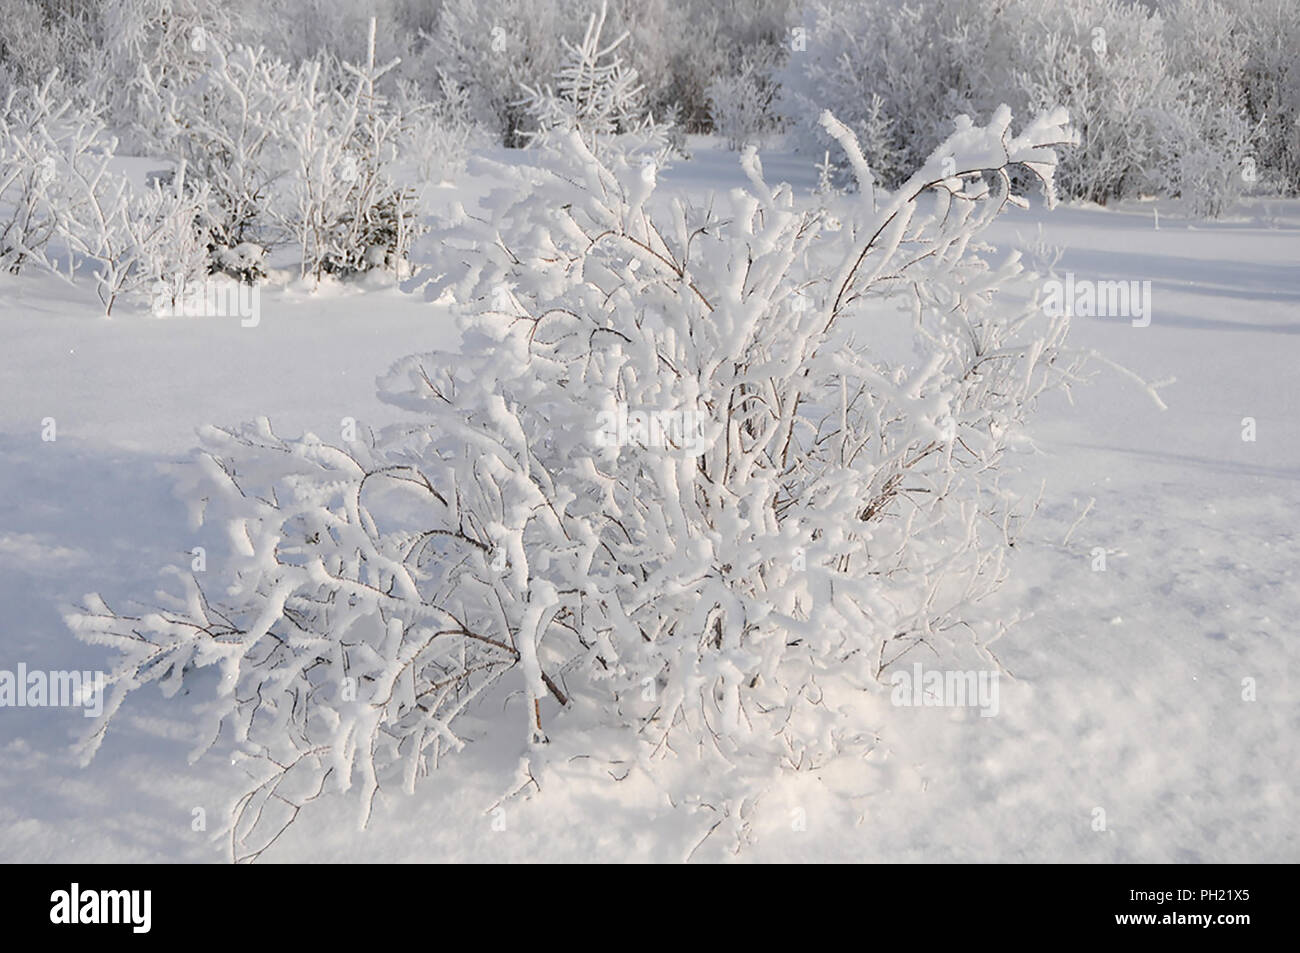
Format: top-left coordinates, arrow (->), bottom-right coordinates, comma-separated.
0,0 -> 1295,312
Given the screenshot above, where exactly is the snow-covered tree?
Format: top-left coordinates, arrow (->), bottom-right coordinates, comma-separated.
1234,0 -> 1300,194
423,0 -> 588,147
779,0 -> 984,191
984,0 -> 1173,204
520,1 -> 671,161
0,0 -> 65,98
632,0 -> 793,134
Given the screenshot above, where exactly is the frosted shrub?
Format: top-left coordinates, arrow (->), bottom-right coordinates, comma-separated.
84,0 -> 234,153
278,22 -> 423,281
424,0 -> 585,147
1,72 -> 213,312
71,105 -> 1103,856
1149,91 -> 1256,218
1235,0 -> 1300,194
983,0 -> 1172,204
145,44 -> 305,279
638,0 -> 793,133
0,74 -> 107,274
134,165 -> 216,315
138,23 -> 428,284
779,0 -> 986,190
0,0 -> 65,98
419,0 -> 793,141
58,159 -> 213,316
1148,0 -> 1256,216
706,47 -> 785,150
781,0 -> 1198,206
393,75 -> 483,193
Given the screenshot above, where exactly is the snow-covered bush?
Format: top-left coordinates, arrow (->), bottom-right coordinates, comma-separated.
423,0 -> 588,147
4,20 -> 434,293
636,0 -> 793,133
0,74 -> 107,273
392,75 -> 483,193
133,165 -> 216,314
705,46 -> 785,150
412,0 -> 794,141
1150,0 -> 1258,216
142,44 -> 305,279
779,0 -> 987,191
234,0 -> 427,79
780,0 -> 1200,206
277,21 -> 423,280
70,103 -> 1105,856
58,159 -> 213,316
1234,0 -> 1300,194
134,21 -> 427,283
0,0 -> 65,98
983,0 -> 1173,204
1,71 -> 212,310
82,0 -> 235,153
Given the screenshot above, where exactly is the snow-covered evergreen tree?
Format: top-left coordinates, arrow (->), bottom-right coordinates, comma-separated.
520,1 -> 670,161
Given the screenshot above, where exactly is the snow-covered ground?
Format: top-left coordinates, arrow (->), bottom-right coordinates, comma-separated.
1,140 -> 1296,862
